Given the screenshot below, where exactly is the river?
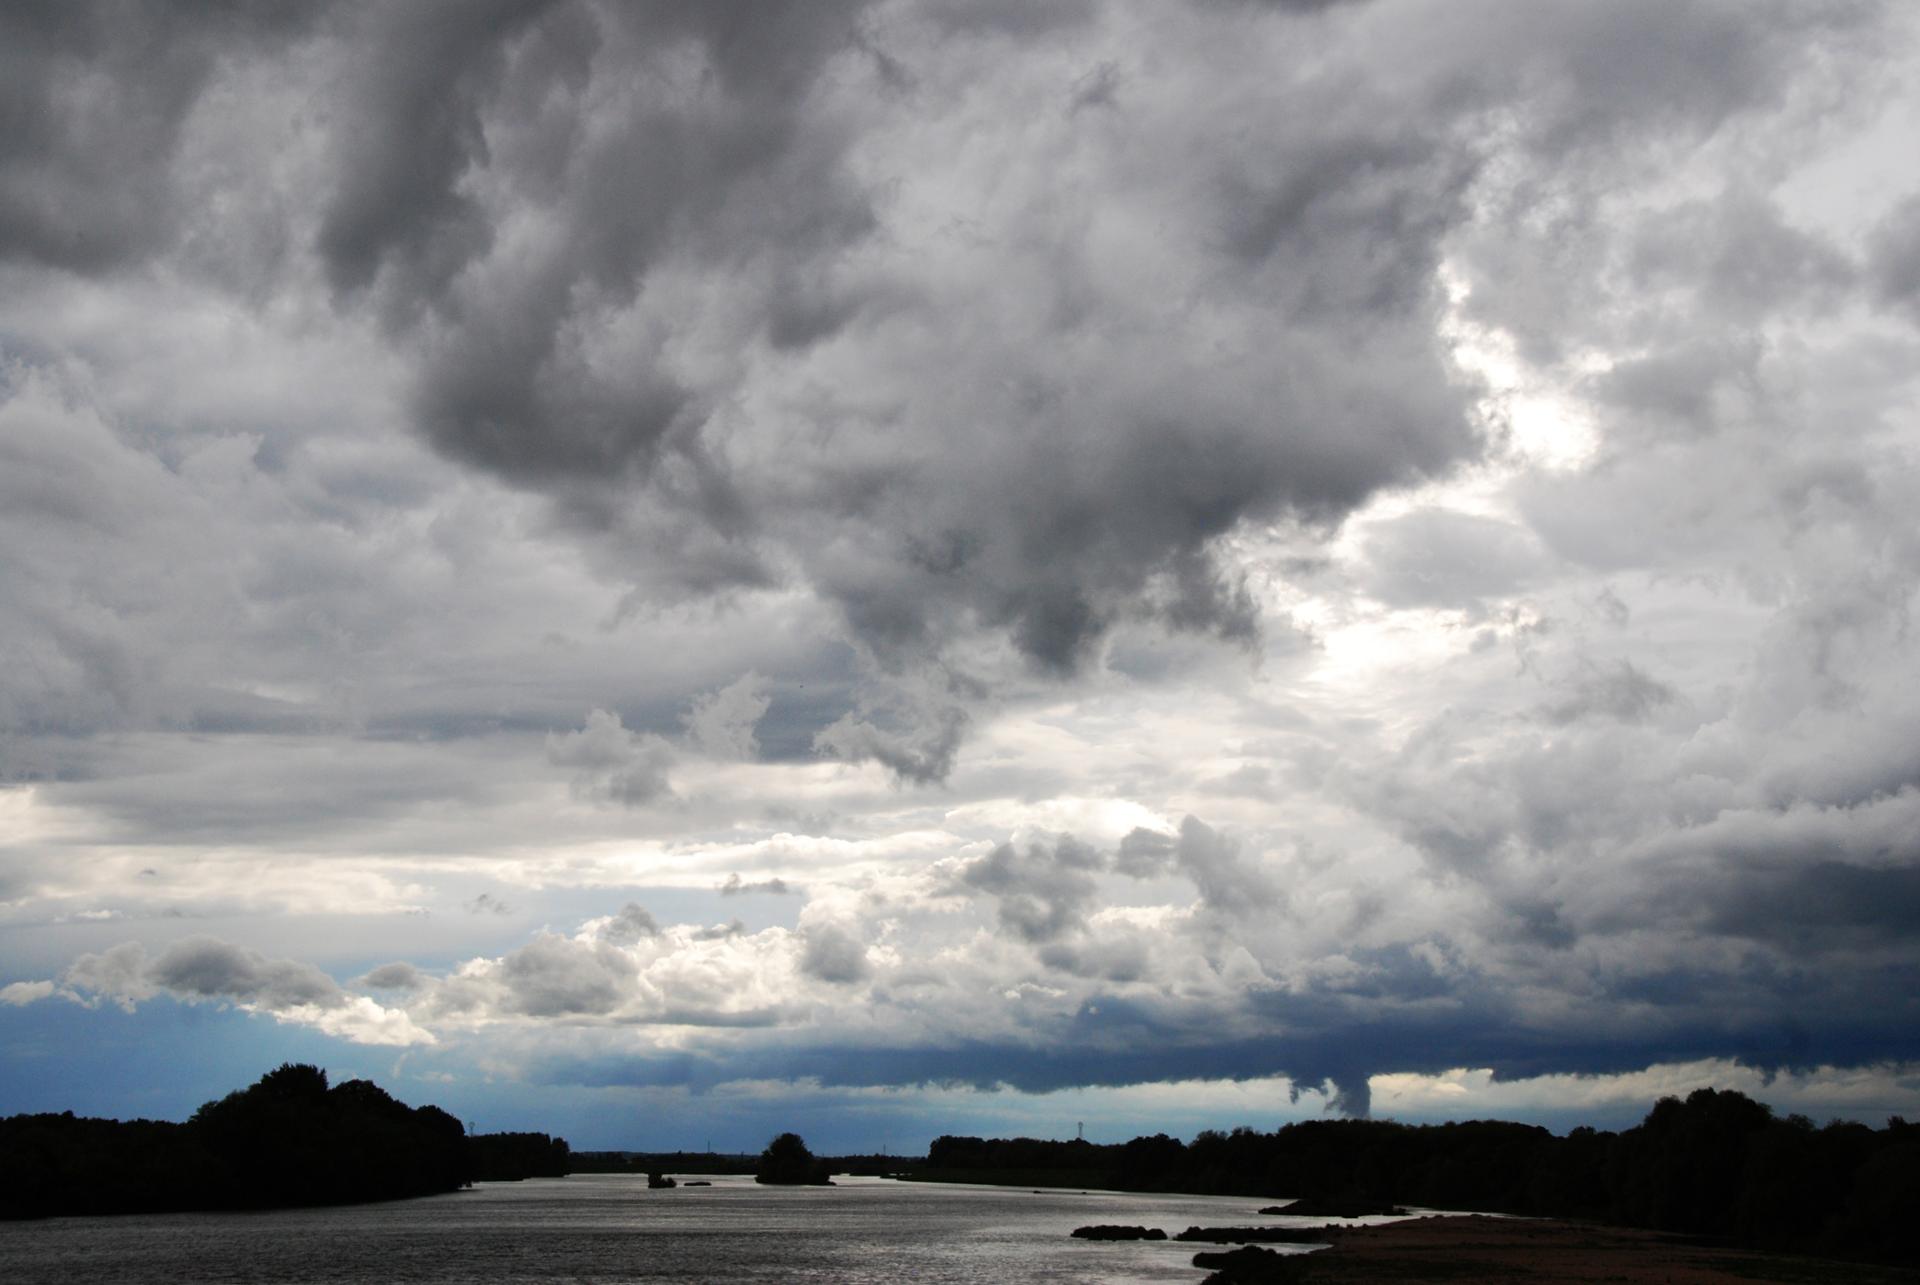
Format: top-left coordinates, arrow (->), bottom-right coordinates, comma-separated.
0,1174 -> 1347,1282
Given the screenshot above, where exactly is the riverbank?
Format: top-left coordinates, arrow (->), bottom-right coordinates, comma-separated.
1229,1215 -> 1920,1283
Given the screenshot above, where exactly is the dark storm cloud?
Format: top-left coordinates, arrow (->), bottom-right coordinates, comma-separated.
526,954 -> 1920,1106
11,0 -> 1874,781
314,0 -> 549,301
145,0 -> 1492,703
1592,802 -> 1920,959
0,1 -> 325,272
6,0 -> 1918,1123
397,0 -> 875,495
1706,861 -> 1920,948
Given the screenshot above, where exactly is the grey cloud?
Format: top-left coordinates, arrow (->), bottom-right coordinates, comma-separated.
1114,827 -> 1178,879
0,3 -> 323,273
1706,860 -> 1920,950
600,902 -> 660,944
1543,660 -> 1677,725
289,0 -> 1491,710
1036,934 -> 1151,983
58,942 -> 155,1011
465,892 -> 512,916
315,0 -> 546,302
1198,763 -> 1275,798
1324,1075 -> 1372,1120
359,961 -> 430,992
62,937 -> 344,1013
1450,2 -> 1883,365
720,874 -> 795,897
656,1003 -> 787,1029
547,708 -> 675,805
499,932 -> 635,1016
957,835 -> 1104,944
1597,798 -> 1920,957
1869,194 -> 1920,322
1502,899 -> 1578,952
1358,509 -> 1549,609
684,672 -> 772,761
1625,190 -> 1854,320
798,922 -> 870,984
1066,60 -> 1121,115
1591,339 -> 1763,439
1173,816 -> 1281,913
148,937 -> 344,1008
1205,0 -> 1367,11
7,0 -> 1919,1116
18,0 -> 1857,791
403,0 -> 875,494
918,0 -> 1096,38
954,819 -> 1280,943
814,705 -> 967,786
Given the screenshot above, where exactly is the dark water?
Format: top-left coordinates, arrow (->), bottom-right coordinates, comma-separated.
0,1175 -> 1349,1283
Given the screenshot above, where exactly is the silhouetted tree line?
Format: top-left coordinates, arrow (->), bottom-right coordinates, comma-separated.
755,1131 -> 835,1184
928,1134 -> 1106,1173
929,1089 -> 1920,1264
467,1130 -> 570,1181
1,1063 -> 468,1218
572,1148 -> 900,1177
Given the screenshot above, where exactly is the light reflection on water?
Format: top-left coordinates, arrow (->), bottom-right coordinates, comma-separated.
0,1175 -> 1351,1283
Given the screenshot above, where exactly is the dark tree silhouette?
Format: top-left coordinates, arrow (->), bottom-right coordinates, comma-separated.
2,1063 -> 475,1218
468,1131 -> 570,1181
918,1091 -> 1920,1265
755,1132 -> 832,1185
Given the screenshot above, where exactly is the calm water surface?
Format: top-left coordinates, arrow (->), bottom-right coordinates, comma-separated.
0,1175 -> 1359,1283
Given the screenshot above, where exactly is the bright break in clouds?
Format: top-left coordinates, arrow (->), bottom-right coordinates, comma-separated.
4,0 -> 1920,1143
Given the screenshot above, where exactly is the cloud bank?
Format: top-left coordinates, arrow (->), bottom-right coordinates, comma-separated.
4,0 -> 1920,1132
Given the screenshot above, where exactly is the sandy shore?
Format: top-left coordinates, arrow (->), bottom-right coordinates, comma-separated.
1230,1214 -> 1919,1283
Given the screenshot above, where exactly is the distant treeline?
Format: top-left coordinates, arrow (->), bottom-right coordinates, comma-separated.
571,1150 -> 758,1175
0,1064 -> 582,1219
1,1064 -> 467,1218
571,1149 -> 903,1177
468,1131 -> 570,1181
924,1089 -> 1919,1264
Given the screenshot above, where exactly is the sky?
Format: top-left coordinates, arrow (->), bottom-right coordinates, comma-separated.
4,0 -> 1920,1153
